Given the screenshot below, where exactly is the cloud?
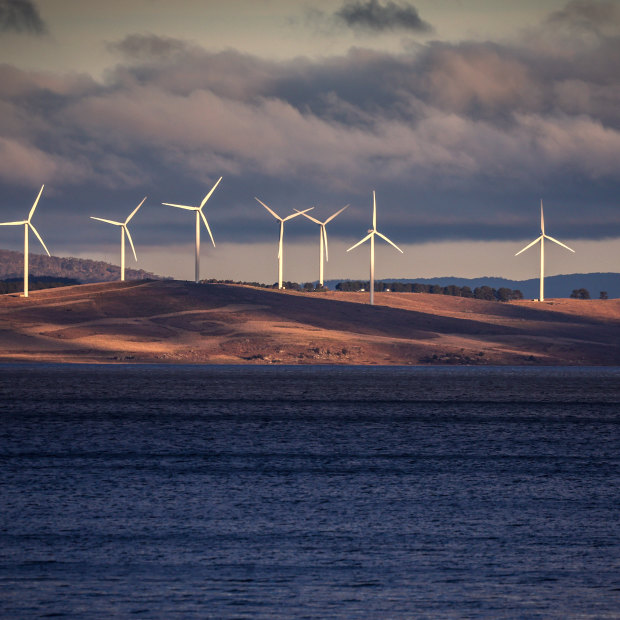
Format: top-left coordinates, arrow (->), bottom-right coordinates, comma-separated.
0,0 -> 46,35
335,0 -> 432,33
0,2 -> 619,246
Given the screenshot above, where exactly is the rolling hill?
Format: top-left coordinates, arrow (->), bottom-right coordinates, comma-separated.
1,280 -> 619,365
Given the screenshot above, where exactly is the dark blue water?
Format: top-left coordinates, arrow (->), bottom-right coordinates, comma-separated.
1,365 -> 619,618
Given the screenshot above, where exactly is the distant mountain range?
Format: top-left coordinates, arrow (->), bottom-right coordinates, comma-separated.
325,274 -> 620,299
0,249 -> 163,283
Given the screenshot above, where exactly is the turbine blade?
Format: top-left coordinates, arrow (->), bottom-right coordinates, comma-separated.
545,234 -> 575,253
255,197 -> 282,221
162,202 -> 197,211
124,226 -> 137,261
376,231 -> 403,253
283,207 -> 313,222
91,217 -> 123,225
515,236 -> 542,256
323,226 -> 329,262
540,199 -> 545,235
199,176 -> 223,210
0,220 -> 27,226
347,232 -> 373,252
372,191 -> 377,230
295,209 -> 321,225
200,210 -> 216,247
325,204 -> 349,224
29,223 -> 50,256
28,184 -> 44,221
125,196 -> 147,224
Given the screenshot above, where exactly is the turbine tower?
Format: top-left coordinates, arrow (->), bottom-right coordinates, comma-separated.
347,191 -> 403,305
296,205 -> 349,287
0,184 -> 50,298
515,199 -> 575,302
255,198 -> 313,289
163,177 -> 222,283
91,197 -> 146,282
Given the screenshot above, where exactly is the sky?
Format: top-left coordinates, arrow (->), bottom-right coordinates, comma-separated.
0,0 -> 619,284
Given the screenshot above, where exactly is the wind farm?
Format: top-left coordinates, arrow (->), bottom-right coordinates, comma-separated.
2,3 -> 620,618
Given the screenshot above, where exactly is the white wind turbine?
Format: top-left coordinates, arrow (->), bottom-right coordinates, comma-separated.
347,191 -> 403,305
515,199 -> 575,302
296,205 -> 349,287
91,197 -> 146,282
0,185 -> 50,298
255,198 -> 313,289
163,177 -> 222,283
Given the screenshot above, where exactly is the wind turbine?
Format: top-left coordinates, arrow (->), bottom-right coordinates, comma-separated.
347,191 -> 403,305
515,199 -> 575,302
91,197 -> 146,282
0,184 -> 50,298
163,176 -> 222,283
296,205 -> 349,287
255,198 -> 313,289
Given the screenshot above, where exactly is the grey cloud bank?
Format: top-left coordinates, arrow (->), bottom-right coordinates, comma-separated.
0,0 -> 619,262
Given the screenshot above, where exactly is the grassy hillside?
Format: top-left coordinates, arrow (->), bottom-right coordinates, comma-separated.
1,280 -> 618,365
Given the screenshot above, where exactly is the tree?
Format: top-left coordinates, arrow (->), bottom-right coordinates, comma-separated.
600,291 -> 609,300
570,288 -> 591,299
474,286 -> 495,301
496,287 -> 513,302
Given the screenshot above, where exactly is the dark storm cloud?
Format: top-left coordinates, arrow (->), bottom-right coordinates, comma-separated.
0,0 -> 46,35
335,0 -> 432,33
0,1 -> 619,245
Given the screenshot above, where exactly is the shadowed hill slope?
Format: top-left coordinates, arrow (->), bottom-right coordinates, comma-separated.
1,280 -> 619,365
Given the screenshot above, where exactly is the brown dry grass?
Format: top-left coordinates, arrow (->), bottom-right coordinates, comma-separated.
0,280 -> 619,365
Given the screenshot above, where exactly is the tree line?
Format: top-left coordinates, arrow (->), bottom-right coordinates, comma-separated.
335,281 -> 524,301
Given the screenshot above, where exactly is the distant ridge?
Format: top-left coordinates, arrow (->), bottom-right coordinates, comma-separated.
0,249 -> 164,283
324,274 -> 620,299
